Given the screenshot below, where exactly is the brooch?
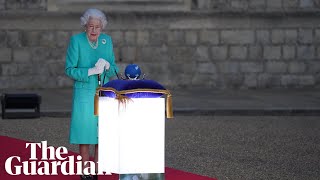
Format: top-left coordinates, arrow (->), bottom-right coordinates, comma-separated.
102,39 -> 106,44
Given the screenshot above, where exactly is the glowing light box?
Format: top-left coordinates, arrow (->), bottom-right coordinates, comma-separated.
98,97 -> 165,175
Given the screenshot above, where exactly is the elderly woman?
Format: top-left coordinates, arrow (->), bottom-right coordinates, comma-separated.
65,8 -> 119,180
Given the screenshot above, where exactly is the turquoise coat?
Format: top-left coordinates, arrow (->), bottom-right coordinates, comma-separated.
65,32 -> 119,144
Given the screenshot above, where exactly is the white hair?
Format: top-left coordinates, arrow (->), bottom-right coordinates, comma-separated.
80,8 -> 108,29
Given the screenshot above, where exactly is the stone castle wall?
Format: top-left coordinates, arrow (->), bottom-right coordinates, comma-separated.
0,0 -> 320,89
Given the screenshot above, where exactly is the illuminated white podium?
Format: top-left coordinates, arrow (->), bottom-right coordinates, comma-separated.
98,97 -> 165,175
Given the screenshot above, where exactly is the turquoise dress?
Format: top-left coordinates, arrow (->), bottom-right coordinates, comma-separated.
65,32 -> 119,144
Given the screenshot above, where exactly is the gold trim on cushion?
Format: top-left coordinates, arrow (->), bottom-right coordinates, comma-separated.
94,87 -> 173,118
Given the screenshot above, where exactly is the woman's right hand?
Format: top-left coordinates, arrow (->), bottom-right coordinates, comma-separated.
95,58 -> 110,70
88,66 -> 104,76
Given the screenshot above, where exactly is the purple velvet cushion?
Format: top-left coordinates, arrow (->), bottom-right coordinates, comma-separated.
101,79 -> 166,98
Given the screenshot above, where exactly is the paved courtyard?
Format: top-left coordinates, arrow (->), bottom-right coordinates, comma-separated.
1,115 -> 319,180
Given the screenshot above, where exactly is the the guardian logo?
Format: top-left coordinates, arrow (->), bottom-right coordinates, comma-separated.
5,141 -> 105,175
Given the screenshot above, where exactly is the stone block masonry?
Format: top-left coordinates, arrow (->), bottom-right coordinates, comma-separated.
0,0 -> 320,89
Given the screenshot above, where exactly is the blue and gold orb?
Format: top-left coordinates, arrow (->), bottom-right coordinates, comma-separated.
124,64 -> 141,80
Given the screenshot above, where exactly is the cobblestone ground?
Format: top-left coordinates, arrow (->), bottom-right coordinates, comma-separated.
1,115 -> 319,180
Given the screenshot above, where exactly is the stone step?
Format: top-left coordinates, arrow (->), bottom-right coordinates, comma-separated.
47,0 -> 191,12
2,0 -> 320,14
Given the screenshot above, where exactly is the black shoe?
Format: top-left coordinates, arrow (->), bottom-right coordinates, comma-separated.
93,175 -> 98,180
80,175 -> 93,180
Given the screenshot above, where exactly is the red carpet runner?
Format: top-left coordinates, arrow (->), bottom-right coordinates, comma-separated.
0,136 -> 216,180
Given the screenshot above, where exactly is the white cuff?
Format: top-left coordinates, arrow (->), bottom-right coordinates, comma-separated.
88,68 -> 94,76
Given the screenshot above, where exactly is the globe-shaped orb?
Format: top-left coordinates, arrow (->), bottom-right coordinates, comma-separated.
124,64 -> 141,80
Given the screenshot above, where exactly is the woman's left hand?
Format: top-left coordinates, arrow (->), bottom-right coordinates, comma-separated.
95,58 -> 110,70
